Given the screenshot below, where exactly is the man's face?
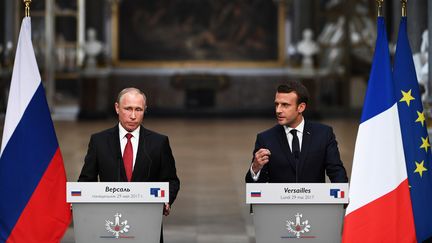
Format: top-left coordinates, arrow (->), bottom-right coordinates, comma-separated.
115,92 -> 146,132
275,92 -> 305,127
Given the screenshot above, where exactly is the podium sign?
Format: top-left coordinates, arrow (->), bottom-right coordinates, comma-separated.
67,182 -> 169,203
67,182 -> 168,243
246,183 -> 349,243
246,183 -> 348,204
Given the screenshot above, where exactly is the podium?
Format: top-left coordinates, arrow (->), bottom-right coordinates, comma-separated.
246,183 -> 349,243
66,182 -> 169,243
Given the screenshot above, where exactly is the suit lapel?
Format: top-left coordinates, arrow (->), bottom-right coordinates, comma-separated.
298,121 -> 312,175
131,126 -> 152,182
276,125 -> 296,171
108,125 -> 127,182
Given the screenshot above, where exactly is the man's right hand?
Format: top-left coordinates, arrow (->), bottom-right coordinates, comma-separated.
252,148 -> 271,174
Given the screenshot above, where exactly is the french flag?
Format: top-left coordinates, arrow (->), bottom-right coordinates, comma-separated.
0,17 -> 71,242
342,17 -> 416,242
329,189 -> 344,198
150,188 -> 165,197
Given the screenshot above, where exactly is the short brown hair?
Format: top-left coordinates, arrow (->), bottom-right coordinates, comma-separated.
277,81 -> 309,105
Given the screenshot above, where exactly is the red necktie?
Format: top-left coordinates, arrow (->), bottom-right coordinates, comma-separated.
123,133 -> 133,181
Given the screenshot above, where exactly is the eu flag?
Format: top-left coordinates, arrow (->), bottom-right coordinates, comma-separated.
393,17 -> 432,243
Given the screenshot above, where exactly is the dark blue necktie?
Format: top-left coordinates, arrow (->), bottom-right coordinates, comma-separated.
290,129 -> 300,159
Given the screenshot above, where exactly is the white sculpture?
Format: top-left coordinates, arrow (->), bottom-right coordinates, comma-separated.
297,29 -> 320,69
413,29 -> 428,101
420,30 -> 428,81
84,28 -> 103,69
56,35 -> 66,71
4,41 -> 13,67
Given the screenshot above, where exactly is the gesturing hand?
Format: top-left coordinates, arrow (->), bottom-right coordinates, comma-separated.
252,148 -> 271,173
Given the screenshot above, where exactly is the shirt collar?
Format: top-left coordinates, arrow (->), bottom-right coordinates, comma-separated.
119,123 -> 140,139
284,118 -> 305,135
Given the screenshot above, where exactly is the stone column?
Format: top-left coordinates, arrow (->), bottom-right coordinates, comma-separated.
428,1 -> 432,101
4,0 -> 17,66
390,0 -> 427,52
292,0 -> 314,44
408,0 -> 427,53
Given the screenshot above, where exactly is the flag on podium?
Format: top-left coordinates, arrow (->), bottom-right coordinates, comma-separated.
342,17 -> 416,242
0,17 -> 71,242
393,16 -> 432,243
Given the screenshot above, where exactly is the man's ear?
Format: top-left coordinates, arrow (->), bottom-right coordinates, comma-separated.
297,102 -> 306,113
115,102 -> 119,114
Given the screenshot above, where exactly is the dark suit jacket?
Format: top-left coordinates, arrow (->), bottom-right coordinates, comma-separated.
245,121 -> 348,183
78,125 -> 180,205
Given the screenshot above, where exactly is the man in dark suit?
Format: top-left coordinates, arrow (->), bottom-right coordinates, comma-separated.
78,87 -> 180,242
246,81 -> 348,183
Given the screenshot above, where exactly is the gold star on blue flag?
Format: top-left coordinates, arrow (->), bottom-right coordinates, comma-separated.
393,17 -> 432,242
415,111 -> 426,127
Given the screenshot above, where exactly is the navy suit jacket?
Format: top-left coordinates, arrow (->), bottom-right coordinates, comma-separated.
78,125 -> 180,205
245,121 -> 348,183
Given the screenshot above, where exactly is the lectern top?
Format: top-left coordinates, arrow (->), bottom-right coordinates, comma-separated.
246,183 -> 349,204
66,182 -> 169,203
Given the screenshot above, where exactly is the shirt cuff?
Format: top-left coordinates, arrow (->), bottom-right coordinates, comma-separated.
250,164 -> 261,181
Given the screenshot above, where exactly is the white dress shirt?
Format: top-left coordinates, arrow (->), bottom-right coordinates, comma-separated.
284,119 -> 305,152
119,124 -> 140,170
250,118 -> 305,181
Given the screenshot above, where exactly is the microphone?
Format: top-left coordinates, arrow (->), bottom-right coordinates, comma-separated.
117,156 -> 122,182
294,152 -> 299,183
290,129 -> 300,182
141,138 -> 153,180
293,151 -> 299,159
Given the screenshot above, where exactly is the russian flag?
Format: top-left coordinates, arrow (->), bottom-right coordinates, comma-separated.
342,17 -> 416,242
250,191 -> 261,197
71,191 -> 82,197
0,17 -> 71,242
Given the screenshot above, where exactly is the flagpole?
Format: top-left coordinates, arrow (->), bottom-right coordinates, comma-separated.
24,0 -> 31,17
376,0 -> 383,17
401,0 -> 407,17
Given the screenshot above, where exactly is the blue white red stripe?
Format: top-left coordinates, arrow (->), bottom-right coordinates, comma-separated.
0,17 -> 71,242
342,17 -> 416,243
150,188 -> 165,197
330,189 -> 344,198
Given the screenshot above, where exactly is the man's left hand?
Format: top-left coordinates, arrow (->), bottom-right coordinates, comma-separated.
163,203 -> 171,216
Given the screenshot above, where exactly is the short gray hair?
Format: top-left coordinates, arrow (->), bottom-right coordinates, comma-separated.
116,87 -> 146,103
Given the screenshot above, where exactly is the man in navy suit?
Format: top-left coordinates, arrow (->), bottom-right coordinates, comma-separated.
246,81 -> 348,183
78,87 -> 179,242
